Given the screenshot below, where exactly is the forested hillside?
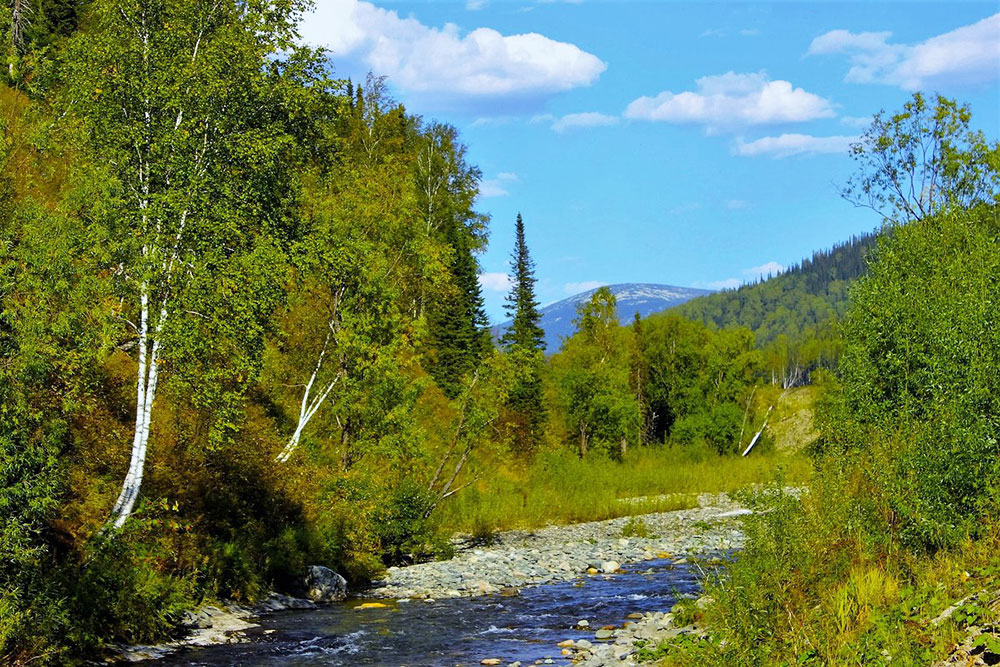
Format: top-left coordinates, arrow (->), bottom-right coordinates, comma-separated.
670,232 -> 878,385
0,1 -> 540,660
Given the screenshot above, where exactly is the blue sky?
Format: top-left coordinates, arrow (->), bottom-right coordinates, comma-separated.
299,1 -> 1000,323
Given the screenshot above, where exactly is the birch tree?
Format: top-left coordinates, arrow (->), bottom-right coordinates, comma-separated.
843,93 -> 1000,224
64,0 -> 309,528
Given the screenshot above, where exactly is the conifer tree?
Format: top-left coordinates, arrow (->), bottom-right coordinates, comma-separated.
502,213 -> 543,350
501,213 -> 546,452
428,218 -> 491,398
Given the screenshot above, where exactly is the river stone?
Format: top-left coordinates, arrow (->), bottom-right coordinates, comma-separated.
595,629 -> 614,640
601,560 -> 620,574
303,565 -> 348,602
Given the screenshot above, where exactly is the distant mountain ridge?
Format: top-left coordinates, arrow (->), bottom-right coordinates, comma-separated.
495,283 -> 713,352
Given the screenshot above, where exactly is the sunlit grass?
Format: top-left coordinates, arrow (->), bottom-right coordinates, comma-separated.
436,445 -> 811,535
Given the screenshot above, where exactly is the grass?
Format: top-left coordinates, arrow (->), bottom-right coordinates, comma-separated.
436,444 -> 810,536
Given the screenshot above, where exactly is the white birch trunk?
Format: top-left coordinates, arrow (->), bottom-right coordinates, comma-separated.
108,290 -> 168,528
275,330 -> 340,463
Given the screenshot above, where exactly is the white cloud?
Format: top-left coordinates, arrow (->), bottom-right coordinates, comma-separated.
744,261 -> 785,276
624,71 -> 835,132
479,272 -> 513,292
551,111 -> 620,132
466,0 -> 487,9
479,172 -> 519,198
734,133 -> 856,158
564,280 -> 607,294
300,0 -> 606,110
807,14 -> 1000,90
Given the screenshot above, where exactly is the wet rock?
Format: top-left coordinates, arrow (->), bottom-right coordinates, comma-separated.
302,565 -> 348,603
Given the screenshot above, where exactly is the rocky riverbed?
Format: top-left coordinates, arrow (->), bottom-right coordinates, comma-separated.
120,493 -> 751,663
370,492 -> 747,600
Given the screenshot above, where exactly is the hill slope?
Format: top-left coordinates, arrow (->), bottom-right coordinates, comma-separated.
497,283 -> 712,352
670,232 -> 879,346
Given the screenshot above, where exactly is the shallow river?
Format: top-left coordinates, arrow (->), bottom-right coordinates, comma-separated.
157,556 -> 707,666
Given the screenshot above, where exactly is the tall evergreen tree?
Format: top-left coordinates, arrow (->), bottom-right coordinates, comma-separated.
427,218 -> 491,398
501,213 -> 543,350
501,213 -> 546,452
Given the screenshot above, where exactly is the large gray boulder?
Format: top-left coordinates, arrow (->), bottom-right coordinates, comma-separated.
302,565 -> 348,602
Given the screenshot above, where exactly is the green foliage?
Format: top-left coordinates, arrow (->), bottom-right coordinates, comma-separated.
831,204 -> 1000,550
665,96 -> 1000,666
621,516 -> 651,538
501,213 -> 546,453
843,93 -> 1000,223
674,233 -> 876,384
551,287 -> 640,459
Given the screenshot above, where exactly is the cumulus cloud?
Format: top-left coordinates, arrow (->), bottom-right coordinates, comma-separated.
564,280 -> 607,294
745,261 -> 785,276
479,172 -> 519,198
299,0 -> 606,110
479,272 -> 513,292
734,133 -> 856,158
624,71 -> 834,132
551,112 -> 620,132
807,14 -> 1000,89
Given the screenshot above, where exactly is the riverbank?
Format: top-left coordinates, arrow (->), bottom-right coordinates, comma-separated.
372,492 -> 746,600
116,492 -> 749,662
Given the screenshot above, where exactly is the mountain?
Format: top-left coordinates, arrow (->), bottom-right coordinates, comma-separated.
496,283 -> 713,352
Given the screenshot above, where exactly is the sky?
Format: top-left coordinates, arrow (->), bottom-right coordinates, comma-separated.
297,1 -> 1000,323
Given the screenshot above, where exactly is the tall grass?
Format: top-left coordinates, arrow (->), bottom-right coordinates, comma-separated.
435,445 -> 810,535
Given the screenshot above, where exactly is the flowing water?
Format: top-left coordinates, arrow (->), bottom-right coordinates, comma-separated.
158,557 -> 709,666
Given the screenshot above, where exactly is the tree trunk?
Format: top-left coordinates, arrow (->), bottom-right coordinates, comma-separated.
108,288 -> 162,528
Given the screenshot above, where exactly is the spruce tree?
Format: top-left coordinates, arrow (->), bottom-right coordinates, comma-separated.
501,213 -> 546,452
428,218 -> 491,398
501,213 -> 544,350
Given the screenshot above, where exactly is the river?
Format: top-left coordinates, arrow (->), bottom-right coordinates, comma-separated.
156,555 -> 709,666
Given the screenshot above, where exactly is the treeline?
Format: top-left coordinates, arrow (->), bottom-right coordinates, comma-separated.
674,232 -> 878,386
547,294 -> 767,460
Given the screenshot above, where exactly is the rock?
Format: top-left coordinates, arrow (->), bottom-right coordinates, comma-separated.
575,639 -> 593,649
500,586 -> 520,597
695,595 -> 715,610
595,629 -> 614,640
626,612 -> 643,620
302,565 -> 348,603
481,659 -> 502,666
601,560 -> 620,574
557,639 -> 575,647
356,602 -> 387,610
586,567 -> 599,575
577,619 -> 590,628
